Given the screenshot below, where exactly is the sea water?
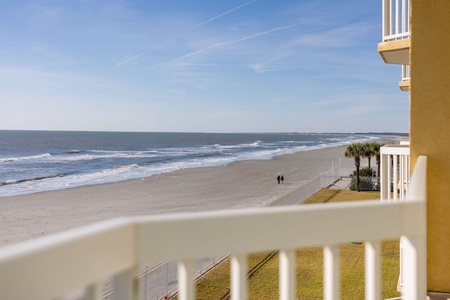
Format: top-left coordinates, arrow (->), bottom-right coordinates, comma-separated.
0,130 -> 377,197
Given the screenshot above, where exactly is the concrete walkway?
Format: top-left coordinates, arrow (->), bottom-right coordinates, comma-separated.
328,176 -> 352,190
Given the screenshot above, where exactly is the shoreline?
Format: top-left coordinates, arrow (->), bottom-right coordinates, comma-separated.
0,133 -> 391,198
0,137 -> 404,247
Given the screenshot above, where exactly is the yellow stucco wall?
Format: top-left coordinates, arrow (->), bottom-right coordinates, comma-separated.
410,0 -> 450,292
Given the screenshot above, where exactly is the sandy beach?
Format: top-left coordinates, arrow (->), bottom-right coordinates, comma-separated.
0,145 -> 360,247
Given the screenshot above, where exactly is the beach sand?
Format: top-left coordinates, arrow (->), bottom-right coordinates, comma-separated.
0,145 -> 359,247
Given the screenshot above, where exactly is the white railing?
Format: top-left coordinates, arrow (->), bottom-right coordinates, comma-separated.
402,64 -> 410,81
380,144 -> 410,201
0,157 -> 427,300
382,0 -> 410,41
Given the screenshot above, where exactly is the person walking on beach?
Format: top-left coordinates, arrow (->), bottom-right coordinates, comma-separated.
277,175 -> 281,184
281,175 -> 284,184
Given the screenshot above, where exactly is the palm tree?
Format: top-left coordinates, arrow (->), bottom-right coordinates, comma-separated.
345,143 -> 366,192
363,142 -> 374,169
371,142 -> 385,185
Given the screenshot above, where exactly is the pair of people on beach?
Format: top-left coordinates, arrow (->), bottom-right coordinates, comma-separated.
277,175 -> 284,184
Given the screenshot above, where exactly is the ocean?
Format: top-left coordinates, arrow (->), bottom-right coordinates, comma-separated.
0,131 -> 377,197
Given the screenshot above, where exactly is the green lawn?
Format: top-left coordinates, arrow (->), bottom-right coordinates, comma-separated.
178,189 -> 401,299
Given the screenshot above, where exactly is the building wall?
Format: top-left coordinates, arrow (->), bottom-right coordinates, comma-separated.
410,0 -> 450,292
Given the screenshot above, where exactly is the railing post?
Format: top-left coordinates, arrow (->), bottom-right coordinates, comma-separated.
365,240 -> 381,300
324,244 -> 340,300
231,254 -> 248,300
279,249 -> 296,300
402,156 -> 427,300
402,236 -> 427,300
178,259 -> 195,300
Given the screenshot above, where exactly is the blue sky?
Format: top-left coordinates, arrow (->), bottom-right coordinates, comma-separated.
0,0 -> 409,133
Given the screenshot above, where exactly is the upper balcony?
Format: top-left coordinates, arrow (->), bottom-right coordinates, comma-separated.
0,156 -> 427,300
378,0 -> 411,65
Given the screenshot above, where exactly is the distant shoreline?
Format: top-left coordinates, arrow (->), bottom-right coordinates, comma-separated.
0,132 -> 387,198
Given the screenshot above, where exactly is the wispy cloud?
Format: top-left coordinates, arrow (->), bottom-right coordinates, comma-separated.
115,0 -> 257,69
115,51 -> 149,68
183,0 -> 257,34
292,22 -> 376,48
149,22 -> 303,70
249,55 -> 291,74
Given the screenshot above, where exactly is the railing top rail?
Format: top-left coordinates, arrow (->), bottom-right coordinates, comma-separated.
0,218 -> 135,300
136,200 -> 419,264
383,32 -> 410,41
381,144 -> 410,155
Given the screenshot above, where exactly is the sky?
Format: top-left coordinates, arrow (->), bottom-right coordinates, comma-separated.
0,0 -> 409,133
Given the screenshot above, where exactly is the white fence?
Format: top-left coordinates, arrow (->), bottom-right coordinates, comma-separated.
382,0 -> 410,41
0,157 -> 427,300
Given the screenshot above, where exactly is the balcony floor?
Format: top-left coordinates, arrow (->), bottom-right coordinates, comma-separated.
378,39 -> 411,65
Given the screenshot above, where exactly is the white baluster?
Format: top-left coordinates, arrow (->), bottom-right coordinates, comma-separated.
324,244 -> 340,300
365,240 -> 381,300
279,249 -> 296,300
231,254 -> 248,300
178,259 -> 195,300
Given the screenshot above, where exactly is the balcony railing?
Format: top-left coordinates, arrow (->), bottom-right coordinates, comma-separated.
380,143 -> 410,201
402,64 -> 410,81
382,0 -> 411,41
0,157 -> 427,300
